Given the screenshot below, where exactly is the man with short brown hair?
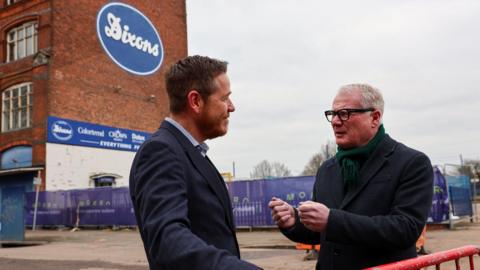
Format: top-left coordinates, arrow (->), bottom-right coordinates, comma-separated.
130,55 -> 260,270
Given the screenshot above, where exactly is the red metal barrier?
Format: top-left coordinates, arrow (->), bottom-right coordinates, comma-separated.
365,245 -> 480,270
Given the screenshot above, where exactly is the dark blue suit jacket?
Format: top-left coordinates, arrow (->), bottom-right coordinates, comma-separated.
283,135 -> 434,270
129,121 -> 258,270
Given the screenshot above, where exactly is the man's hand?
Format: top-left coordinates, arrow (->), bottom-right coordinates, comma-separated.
268,197 -> 296,229
297,200 -> 330,232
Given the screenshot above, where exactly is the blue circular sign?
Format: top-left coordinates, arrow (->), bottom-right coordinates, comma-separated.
51,120 -> 73,141
96,2 -> 164,75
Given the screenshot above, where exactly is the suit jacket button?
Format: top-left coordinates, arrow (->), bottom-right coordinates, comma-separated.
333,248 -> 341,256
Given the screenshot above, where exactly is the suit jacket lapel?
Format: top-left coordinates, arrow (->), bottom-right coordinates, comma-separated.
204,155 -> 235,227
187,148 -> 235,228
161,121 -> 235,229
340,135 -> 396,209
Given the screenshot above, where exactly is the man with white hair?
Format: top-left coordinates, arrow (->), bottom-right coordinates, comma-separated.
269,84 -> 433,269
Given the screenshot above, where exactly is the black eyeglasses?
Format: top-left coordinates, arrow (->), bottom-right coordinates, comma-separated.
324,108 -> 374,122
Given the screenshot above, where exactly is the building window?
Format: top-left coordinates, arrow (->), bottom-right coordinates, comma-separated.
5,0 -> 22,6
94,176 -> 116,187
6,21 -> 38,62
90,173 -> 120,188
2,83 -> 33,132
0,145 -> 32,169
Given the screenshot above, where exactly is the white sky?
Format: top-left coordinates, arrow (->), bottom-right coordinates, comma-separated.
185,0 -> 480,179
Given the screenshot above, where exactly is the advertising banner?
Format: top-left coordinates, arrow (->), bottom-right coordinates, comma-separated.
47,116 -> 151,152
227,176 -> 315,226
26,171 -> 446,227
25,187 -> 136,226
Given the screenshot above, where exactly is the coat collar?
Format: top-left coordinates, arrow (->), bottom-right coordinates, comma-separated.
339,134 -> 397,209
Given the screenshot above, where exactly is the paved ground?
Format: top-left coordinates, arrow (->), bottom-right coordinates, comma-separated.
0,221 -> 479,270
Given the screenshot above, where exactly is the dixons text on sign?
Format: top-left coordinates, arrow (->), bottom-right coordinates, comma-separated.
96,2 -> 164,75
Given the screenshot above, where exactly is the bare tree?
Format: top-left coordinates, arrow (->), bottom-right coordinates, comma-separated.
448,159 -> 480,179
250,160 -> 292,179
301,140 -> 337,176
456,165 -> 474,178
250,160 -> 272,179
465,160 -> 480,199
272,162 -> 292,178
463,159 -> 480,179
301,153 -> 325,176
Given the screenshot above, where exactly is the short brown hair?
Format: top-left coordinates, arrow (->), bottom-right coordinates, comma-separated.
165,55 -> 228,113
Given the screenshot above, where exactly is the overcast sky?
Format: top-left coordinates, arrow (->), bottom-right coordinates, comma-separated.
185,0 -> 480,179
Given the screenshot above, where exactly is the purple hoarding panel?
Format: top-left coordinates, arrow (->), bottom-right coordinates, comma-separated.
228,176 -> 314,204
227,176 -> 315,226
26,171 -> 438,228
25,187 -> 136,226
25,190 -> 72,226
71,188 -> 115,225
26,178 -> 315,227
113,188 -> 137,225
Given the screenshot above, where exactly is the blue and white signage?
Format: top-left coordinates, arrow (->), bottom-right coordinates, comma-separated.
51,120 -> 73,141
96,2 -> 164,75
47,116 -> 151,152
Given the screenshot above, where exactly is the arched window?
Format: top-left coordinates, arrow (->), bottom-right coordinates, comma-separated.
2,82 -> 33,132
6,21 -> 38,62
0,145 -> 32,169
90,173 -> 121,188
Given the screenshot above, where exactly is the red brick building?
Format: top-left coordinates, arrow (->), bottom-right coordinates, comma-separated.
0,0 -> 187,192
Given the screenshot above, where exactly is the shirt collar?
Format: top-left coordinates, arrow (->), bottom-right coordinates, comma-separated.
165,117 -> 209,156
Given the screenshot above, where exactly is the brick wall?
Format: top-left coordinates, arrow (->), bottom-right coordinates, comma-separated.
0,0 -> 187,190
48,0 -> 187,132
0,0 -> 51,179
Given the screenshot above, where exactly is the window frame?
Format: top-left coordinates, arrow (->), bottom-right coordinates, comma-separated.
6,21 -> 38,62
5,0 -> 22,6
0,145 -> 33,169
1,82 -> 33,132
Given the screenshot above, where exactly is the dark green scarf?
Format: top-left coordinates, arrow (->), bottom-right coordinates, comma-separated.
336,125 -> 385,187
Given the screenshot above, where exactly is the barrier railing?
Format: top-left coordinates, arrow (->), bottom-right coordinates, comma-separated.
365,245 -> 480,270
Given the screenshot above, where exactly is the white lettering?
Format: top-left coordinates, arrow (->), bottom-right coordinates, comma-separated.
132,133 -> 145,142
121,25 -> 132,43
78,127 -> 105,137
142,40 -> 159,56
104,13 -> 122,40
134,36 -> 143,50
100,141 -> 132,150
108,130 -> 128,140
53,124 -> 72,135
104,13 -> 159,57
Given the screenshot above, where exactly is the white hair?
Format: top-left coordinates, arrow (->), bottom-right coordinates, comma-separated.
338,83 -> 384,114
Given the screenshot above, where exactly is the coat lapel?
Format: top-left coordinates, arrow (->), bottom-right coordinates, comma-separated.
340,135 -> 396,209
161,121 -> 235,229
187,148 -> 235,228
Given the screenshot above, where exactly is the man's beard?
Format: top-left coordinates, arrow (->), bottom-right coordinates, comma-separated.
197,113 -> 228,140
